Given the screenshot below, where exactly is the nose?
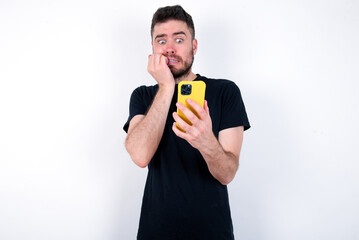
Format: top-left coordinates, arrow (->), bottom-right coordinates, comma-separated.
165,43 -> 175,55
165,48 -> 175,55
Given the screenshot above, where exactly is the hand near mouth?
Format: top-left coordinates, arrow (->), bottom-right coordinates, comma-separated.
163,54 -> 181,66
147,54 -> 175,88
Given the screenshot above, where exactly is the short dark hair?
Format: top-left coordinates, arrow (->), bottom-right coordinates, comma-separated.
151,5 -> 195,40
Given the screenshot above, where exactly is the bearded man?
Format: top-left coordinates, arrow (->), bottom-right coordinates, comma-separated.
124,5 -> 250,240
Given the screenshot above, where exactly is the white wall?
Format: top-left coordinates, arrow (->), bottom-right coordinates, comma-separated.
0,0 -> 358,239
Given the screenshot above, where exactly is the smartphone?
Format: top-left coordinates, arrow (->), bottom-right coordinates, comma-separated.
176,81 -> 206,131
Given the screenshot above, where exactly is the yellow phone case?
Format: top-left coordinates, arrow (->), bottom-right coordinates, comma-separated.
177,81 -> 206,131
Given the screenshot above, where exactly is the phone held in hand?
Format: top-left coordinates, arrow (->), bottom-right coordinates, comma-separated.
176,81 -> 206,131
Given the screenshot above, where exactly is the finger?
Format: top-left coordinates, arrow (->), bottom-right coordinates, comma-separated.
176,102 -> 199,125
150,53 -> 158,66
147,54 -> 153,71
172,111 -> 191,132
186,98 -> 206,120
160,55 -> 168,66
154,54 -> 162,65
204,100 -> 210,115
172,122 -> 188,139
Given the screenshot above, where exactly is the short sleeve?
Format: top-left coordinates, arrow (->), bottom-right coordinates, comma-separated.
219,82 -> 250,131
123,86 -> 148,133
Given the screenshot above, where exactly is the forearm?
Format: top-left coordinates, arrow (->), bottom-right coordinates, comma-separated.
125,86 -> 174,167
199,134 -> 239,185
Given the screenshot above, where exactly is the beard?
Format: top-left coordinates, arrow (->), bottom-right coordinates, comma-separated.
165,50 -> 194,80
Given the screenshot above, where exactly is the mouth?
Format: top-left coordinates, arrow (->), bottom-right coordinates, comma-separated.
166,56 -> 180,65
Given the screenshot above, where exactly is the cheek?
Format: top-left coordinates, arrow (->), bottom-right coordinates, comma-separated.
153,45 -> 165,54
184,47 -> 194,59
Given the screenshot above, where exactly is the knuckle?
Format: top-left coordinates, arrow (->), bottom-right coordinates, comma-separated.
195,105 -> 202,111
198,125 -> 204,134
193,132 -> 199,140
197,129 -> 204,136
182,124 -> 189,132
187,115 -> 196,122
198,108 -> 205,116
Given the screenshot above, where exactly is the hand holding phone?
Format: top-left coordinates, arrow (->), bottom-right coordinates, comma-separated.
176,81 -> 206,131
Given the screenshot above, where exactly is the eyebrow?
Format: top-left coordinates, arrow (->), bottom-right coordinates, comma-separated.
154,31 -> 187,40
173,31 -> 186,37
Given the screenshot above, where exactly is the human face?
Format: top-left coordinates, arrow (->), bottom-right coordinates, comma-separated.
152,20 -> 197,79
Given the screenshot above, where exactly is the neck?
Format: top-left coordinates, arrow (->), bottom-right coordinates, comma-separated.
175,71 -> 197,84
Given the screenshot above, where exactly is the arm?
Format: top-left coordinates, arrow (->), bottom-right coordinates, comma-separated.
172,99 -> 244,185
125,54 -> 175,168
200,126 -> 243,185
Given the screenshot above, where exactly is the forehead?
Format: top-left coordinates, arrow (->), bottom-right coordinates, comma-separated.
152,20 -> 190,38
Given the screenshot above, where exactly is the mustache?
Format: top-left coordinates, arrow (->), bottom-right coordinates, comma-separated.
163,54 -> 182,62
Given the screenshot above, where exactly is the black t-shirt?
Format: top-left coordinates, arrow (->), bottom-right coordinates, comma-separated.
124,74 -> 250,240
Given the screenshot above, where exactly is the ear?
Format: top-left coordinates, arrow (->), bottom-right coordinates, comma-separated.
192,38 -> 198,55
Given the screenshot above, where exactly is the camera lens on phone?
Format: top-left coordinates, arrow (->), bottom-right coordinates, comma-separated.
181,84 -> 192,95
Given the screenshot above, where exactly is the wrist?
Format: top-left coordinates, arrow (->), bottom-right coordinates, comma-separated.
200,133 -> 220,157
158,82 -> 175,92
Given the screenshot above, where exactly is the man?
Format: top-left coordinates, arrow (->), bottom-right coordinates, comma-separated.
123,5 -> 250,240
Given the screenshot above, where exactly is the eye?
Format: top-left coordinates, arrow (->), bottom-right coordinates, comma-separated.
158,39 -> 166,45
176,38 -> 183,43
